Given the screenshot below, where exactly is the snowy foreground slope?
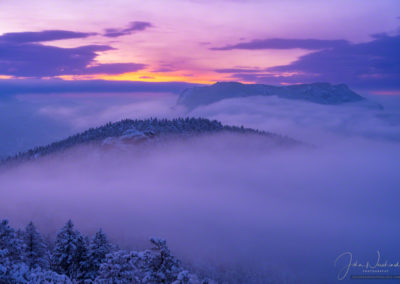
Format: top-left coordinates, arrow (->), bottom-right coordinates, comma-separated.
177,81 -> 380,110
0,219 -> 213,283
4,117 -> 299,163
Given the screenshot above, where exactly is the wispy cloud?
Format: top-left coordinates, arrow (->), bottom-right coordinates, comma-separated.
103,21 -> 153,38
0,30 -> 95,43
211,38 -> 348,50
214,68 -> 262,73
82,63 -> 146,75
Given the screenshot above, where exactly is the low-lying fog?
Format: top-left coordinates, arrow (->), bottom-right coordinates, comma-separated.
1,92 -> 400,283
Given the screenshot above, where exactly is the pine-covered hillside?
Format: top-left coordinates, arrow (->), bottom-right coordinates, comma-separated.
4,118 -> 299,163
0,219 -> 213,283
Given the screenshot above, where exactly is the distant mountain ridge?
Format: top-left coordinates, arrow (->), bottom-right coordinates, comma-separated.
177,81 -> 372,110
3,118 -> 299,163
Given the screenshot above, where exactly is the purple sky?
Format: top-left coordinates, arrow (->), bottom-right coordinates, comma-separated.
0,0 -> 399,92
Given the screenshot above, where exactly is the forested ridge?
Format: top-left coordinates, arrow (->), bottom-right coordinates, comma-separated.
4,118 -> 296,163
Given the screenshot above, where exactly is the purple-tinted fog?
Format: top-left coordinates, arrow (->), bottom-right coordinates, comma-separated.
1,92 -> 400,283
0,132 -> 399,283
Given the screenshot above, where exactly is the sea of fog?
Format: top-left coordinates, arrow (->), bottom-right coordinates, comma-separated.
1,91 -> 400,283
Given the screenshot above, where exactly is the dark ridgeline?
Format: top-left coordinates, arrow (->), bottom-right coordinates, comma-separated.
0,219 -> 211,283
177,81 -> 369,110
3,117 -> 299,163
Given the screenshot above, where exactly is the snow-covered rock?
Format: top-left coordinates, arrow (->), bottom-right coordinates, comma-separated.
177,81 -> 380,110
101,127 -> 154,147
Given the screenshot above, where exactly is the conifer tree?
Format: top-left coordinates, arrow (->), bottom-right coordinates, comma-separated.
0,219 -> 23,262
86,229 -> 112,280
23,222 -> 48,269
51,220 -> 79,278
74,233 -> 90,280
0,219 -> 25,282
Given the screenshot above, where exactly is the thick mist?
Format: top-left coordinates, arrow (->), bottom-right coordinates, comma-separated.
1,92 -> 400,283
1,132 -> 400,283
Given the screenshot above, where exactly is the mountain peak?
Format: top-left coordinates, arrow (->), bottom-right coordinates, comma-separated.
178,81 -> 368,110
213,81 -> 244,86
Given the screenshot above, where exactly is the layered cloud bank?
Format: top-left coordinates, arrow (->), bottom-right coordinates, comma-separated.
1,87 -> 399,157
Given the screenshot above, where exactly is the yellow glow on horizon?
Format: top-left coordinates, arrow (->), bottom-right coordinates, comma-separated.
0,75 -> 14,79
59,70 -> 236,85
100,71 -> 223,84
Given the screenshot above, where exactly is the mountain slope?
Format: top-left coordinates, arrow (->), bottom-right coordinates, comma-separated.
177,81 -> 373,110
4,118 -> 299,163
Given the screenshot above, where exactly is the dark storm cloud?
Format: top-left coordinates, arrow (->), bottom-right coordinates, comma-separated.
103,21 -> 153,38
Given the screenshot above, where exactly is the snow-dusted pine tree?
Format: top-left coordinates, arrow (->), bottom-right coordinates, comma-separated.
0,219 -> 210,283
0,219 -> 23,262
74,233 -> 90,281
95,250 -> 138,283
27,267 -> 73,283
0,219 -> 26,282
96,237 -> 189,283
86,229 -> 113,280
51,220 -> 80,278
22,222 -> 48,269
141,237 -> 183,283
